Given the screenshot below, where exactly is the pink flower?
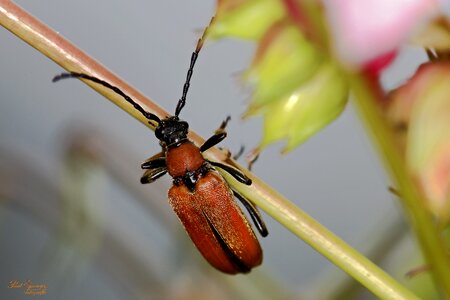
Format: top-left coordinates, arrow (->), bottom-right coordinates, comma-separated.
323,0 -> 445,71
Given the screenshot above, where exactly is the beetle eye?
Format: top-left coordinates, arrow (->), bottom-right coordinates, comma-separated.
155,127 -> 163,140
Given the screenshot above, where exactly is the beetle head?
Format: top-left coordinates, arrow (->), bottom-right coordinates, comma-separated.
155,116 -> 189,147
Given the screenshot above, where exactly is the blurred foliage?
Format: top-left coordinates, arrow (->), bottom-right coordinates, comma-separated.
387,62 -> 450,224
210,1 -> 450,295
210,0 -> 348,153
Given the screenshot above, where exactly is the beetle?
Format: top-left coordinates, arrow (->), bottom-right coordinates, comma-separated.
52,19 -> 268,274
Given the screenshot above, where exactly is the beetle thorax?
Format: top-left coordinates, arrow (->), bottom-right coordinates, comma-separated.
166,142 -> 205,178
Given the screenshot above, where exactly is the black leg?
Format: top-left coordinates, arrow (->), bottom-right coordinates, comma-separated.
218,145 -> 244,161
232,145 -> 245,161
141,157 -> 166,170
141,167 -> 167,184
233,190 -> 268,237
247,152 -> 260,171
216,115 -> 231,133
200,132 -> 227,152
208,160 -> 251,185
141,152 -> 166,169
200,116 -> 231,152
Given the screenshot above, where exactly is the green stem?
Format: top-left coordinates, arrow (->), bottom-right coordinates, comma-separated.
225,171 -> 419,300
350,75 -> 450,296
0,1 -> 419,299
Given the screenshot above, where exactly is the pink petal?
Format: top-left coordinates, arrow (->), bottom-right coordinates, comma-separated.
324,0 -> 443,68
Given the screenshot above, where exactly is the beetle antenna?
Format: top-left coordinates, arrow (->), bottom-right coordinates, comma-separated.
53,72 -> 161,124
175,17 -> 214,117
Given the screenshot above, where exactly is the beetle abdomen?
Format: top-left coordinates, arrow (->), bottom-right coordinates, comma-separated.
168,170 -> 262,274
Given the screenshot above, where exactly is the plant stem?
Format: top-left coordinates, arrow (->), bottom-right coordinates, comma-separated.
225,171 -> 420,300
349,75 -> 450,297
0,1 -> 419,298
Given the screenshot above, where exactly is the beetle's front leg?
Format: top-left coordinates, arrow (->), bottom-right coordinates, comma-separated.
141,151 -> 166,170
200,116 -> 231,152
140,151 -> 167,184
141,167 -> 167,184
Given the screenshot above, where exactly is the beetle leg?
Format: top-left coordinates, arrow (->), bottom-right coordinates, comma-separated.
141,167 -> 167,184
216,115 -> 231,133
141,157 -> 166,170
232,190 -> 268,237
141,152 -> 166,169
232,145 -> 245,160
207,160 -> 251,185
200,132 -> 226,152
247,153 -> 259,171
217,145 -> 244,161
200,116 -> 231,152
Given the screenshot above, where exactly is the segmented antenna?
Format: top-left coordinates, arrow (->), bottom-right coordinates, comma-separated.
174,17 -> 214,117
53,72 -> 161,123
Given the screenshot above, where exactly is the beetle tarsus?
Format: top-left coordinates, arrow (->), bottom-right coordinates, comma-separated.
232,145 -> 245,161
217,115 -> 231,133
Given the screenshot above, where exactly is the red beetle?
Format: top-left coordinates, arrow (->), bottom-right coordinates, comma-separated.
53,20 -> 267,274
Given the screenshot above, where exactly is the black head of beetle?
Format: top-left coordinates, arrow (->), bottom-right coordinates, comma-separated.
155,116 -> 189,148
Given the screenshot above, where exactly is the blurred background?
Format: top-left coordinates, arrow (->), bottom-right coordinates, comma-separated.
0,1 -> 435,299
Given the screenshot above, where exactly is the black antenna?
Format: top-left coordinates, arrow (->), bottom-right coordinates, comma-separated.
174,17 -> 214,117
53,72 -> 161,123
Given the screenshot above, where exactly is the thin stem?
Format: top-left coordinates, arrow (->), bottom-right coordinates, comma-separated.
349,75 -> 450,296
0,1 -> 418,299
222,170 -> 419,300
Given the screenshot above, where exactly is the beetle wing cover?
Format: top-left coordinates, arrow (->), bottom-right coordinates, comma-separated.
168,170 -> 262,274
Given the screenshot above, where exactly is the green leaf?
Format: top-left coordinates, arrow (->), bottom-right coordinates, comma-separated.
210,0 -> 284,40
244,24 -> 323,110
211,1 -> 348,153
258,62 -> 348,152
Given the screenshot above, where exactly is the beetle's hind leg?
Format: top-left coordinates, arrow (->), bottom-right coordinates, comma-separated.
140,152 -> 167,183
232,190 -> 268,237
